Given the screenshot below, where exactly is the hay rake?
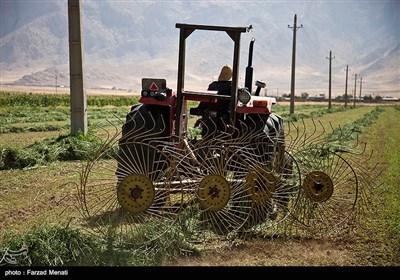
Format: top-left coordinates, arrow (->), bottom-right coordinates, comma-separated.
77,110 -> 378,243
76,23 -> 379,243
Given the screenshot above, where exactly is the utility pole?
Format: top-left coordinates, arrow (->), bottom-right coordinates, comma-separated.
55,74 -> 57,94
359,78 -> 364,101
326,50 -> 335,109
68,0 -> 87,136
288,14 -> 303,114
344,65 -> 350,107
353,73 -> 357,107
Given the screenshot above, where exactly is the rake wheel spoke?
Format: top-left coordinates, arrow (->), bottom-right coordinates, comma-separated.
291,147 -> 358,232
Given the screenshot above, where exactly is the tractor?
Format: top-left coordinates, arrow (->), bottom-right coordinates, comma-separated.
113,23 -> 294,234
79,23 -> 370,240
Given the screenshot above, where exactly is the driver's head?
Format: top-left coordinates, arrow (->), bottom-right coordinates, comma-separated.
218,65 -> 233,81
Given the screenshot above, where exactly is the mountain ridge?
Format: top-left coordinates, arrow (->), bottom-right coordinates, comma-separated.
1,0 -> 399,96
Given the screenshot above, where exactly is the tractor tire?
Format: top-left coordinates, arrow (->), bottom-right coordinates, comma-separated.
120,103 -> 170,142
116,104 -> 170,183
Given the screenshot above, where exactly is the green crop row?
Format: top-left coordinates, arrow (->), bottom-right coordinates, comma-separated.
0,91 -> 139,107
0,107 -> 130,125
328,106 -> 385,145
0,205 -> 200,266
0,124 -> 66,134
0,220 -> 198,266
280,105 -> 349,122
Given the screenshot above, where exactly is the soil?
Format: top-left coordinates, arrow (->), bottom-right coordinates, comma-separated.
166,238 -> 360,266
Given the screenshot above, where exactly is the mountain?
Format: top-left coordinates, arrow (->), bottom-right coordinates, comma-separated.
1,0 -> 399,97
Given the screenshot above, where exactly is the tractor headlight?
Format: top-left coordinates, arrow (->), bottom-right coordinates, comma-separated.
238,87 -> 251,105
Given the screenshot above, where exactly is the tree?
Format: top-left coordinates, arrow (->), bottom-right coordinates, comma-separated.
363,95 -> 373,101
301,92 -> 309,100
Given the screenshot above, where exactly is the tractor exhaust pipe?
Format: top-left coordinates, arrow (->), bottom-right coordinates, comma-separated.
245,38 -> 255,94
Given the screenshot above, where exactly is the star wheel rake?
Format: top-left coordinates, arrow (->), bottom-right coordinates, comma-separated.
169,142 -> 254,241
325,125 -> 383,230
235,145 -> 301,236
290,146 -> 359,233
225,115 -> 302,237
283,118 -> 380,235
77,109 -> 183,245
166,115 -> 303,241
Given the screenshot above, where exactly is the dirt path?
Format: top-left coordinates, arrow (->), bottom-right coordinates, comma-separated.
166,238 -> 359,266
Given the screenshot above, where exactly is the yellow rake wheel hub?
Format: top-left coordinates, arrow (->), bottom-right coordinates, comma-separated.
245,169 -> 277,204
117,174 -> 155,214
303,171 -> 334,203
197,175 -> 230,211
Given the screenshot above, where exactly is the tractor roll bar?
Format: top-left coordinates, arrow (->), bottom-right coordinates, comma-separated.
174,23 -> 252,138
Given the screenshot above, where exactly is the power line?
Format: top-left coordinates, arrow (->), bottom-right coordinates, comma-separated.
302,27 -> 318,50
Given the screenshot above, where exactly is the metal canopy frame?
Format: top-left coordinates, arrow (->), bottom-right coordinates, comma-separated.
174,23 -> 251,138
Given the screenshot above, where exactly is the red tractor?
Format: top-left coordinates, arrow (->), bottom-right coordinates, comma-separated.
113,23 -> 293,234
79,23 -> 371,241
